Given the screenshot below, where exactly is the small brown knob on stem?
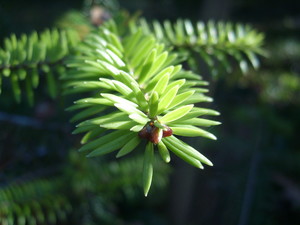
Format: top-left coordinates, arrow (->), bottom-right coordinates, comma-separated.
138,122 -> 172,144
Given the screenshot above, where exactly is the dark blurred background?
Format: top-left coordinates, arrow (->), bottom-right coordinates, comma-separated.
0,0 -> 300,225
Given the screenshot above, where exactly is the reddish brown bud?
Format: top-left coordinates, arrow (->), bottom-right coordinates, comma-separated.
138,126 -> 150,140
163,126 -> 173,137
138,122 -> 173,144
149,126 -> 162,144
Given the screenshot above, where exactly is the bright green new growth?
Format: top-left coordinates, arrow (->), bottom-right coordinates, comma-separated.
0,15 -> 265,197
65,20 -> 221,196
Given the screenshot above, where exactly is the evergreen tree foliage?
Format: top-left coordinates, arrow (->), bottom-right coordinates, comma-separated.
130,18 -> 265,76
0,29 -> 80,104
0,3 -> 265,222
0,153 -> 170,225
65,20 -> 222,195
